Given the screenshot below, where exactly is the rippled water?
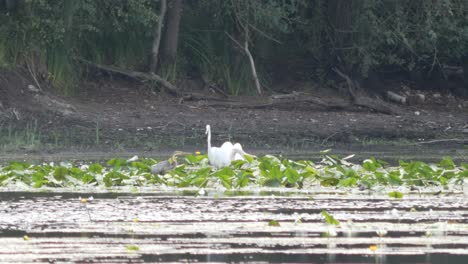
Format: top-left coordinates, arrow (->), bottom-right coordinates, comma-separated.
0,189 -> 467,263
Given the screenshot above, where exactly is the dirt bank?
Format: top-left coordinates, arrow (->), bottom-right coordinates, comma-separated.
0,68 -> 467,157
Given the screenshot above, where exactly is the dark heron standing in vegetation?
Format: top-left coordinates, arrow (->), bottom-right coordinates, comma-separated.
151,151 -> 191,175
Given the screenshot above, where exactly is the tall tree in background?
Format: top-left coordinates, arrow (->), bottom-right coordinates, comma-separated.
150,0 -> 167,73
159,0 -> 183,67
327,0 -> 354,73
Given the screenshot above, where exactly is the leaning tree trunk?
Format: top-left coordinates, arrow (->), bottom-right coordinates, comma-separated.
150,0 -> 167,73
160,0 -> 183,66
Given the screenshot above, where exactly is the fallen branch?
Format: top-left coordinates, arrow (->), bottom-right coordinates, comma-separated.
80,59 -> 180,96
386,91 -> 406,104
201,92 -> 349,110
333,67 -> 401,115
416,138 -> 468,145
271,92 -> 348,109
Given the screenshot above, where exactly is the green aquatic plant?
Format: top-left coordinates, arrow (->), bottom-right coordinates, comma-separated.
321,210 -> 340,226
0,154 -> 466,190
268,220 -> 280,227
126,245 -> 140,251
388,191 -> 404,199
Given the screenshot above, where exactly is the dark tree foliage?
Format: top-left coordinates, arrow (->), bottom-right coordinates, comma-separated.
0,0 -> 466,94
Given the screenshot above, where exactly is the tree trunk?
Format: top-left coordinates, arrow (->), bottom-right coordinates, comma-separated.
150,0 -> 167,73
244,30 -> 263,95
328,0 -> 354,46
327,0 -> 354,71
160,0 -> 183,66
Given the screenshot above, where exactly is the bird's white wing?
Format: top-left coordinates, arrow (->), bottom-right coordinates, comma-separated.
208,146 -> 231,168
220,141 -> 234,150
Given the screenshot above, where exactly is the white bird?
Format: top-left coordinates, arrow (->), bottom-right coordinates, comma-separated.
205,125 -> 249,168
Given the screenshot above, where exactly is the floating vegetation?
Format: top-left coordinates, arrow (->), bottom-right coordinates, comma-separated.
126,245 -> 140,251
268,220 -> 280,227
321,210 -> 340,226
0,153 -> 466,191
388,191 -> 404,199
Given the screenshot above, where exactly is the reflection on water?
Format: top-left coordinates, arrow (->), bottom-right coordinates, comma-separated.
0,191 -> 467,263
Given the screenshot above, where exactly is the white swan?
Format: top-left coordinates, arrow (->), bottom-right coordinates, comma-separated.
205,125 -> 248,168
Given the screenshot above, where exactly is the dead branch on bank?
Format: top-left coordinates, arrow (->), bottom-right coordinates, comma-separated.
201,91 -> 349,110
386,91 -> 406,104
416,138 -> 468,145
80,59 -> 180,96
333,67 -> 402,115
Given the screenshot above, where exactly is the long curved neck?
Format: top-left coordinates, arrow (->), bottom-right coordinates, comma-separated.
207,127 -> 211,152
230,148 -> 243,160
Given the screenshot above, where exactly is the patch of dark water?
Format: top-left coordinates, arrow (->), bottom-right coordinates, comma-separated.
141,252 -> 468,263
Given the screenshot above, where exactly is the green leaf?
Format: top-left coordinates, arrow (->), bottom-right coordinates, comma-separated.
461,163 -> 468,170
388,171 -> 402,185
53,167 -> 68,181
236,171 -> 252,188
439,176 -> 448,186
82,174 -> 96,184
231,159 -> 246,169
270,165 -> 282,179
185,154 -> 206,164
103,171 -> 128,187
195,167 -> 211,177
32,171 -> 46,188
268,220 -> 280,227
89,163 -> 103,173
107,158 -> 127,168
388,191 -> 404,199
244,154 -> 254,163
284,167 -> 300,184
263,178 -> 282,187
131,161 -> 150,172
438,157 -> 455,170
338,177 -> 357,187
363,158 -> 381,172
126,245 -> 140,251
321,210 -> 340,225
213,167 -> 234,189
320,178 -> 339,187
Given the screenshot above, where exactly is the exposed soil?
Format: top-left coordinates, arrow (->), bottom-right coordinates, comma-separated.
0,68 -> 467,157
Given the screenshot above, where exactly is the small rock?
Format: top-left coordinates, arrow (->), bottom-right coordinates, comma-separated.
433,93 -> 442,99
414,111 -> 420,116
27,84 -> 40,93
